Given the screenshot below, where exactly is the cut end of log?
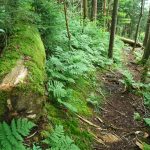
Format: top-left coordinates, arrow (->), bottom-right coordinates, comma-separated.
0,59 -> 28,91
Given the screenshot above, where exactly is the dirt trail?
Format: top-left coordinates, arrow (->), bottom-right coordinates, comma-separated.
92,50 -> 149,150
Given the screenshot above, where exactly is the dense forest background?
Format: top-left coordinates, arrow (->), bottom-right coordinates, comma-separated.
0,0 -> 150,149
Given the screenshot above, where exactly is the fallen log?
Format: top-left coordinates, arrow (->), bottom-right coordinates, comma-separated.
119,37 -> 143,47
0,25 -> 46,120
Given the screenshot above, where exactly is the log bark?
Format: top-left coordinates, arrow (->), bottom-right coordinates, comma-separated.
119,37 -> 143,47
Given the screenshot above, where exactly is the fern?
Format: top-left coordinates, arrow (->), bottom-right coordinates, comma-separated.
119,70 -> 134,88
58,99 -> 77,113
0,118 -> 35,150
43,125 -> 80,150
48,80 -> 77,112
48,80 -> 67,98
144,118 -> 150,127
143,92 -> 150,107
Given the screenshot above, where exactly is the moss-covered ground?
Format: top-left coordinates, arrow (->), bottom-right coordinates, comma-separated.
45,74 -> 105,149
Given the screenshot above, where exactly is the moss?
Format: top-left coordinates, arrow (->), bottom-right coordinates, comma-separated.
0,91 -> 9,117
0,24 -> 46,94
46,104 -> 93,150
70,91 -> 92,116
68,77 -> 97,116
0,24 -> 46,119
44,75 -> 100,149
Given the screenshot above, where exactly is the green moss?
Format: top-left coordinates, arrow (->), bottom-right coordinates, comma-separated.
70,91 -> 92,116
46,104 -> 93,150
0,24 -> 46,94
68,77 -> 97,116
0,24 -> 46,118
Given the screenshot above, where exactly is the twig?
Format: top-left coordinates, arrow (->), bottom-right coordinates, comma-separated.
122,131 -> 135,138
98,106 -> 109,112
98,88 -> 106,100
25,131 -> 37,139
96,117 -> 104,123
109,123 -> 124,130
76,114 -> 103,130
96,116 -> 123,130
88,130 -> 107,147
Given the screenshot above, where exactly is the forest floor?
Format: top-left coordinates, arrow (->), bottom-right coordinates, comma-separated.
27,47 -> 149,150
82,48 -> 150,150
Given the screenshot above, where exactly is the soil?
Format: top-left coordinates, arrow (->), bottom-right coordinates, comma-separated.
91,49 -> 150,150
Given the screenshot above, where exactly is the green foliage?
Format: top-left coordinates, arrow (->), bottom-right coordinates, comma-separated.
143,92 -> 150,107
133,112 -> 141,121
0,118 -> 35,150
143,118 -> 150,127
46,16 -> 123,112
43,125 -> 80,150
27,144 -> 42,150
32,0 -> 64,52
119,69 -> 134,89
143,142 -> 150,150
120,69 -> 150,91
0,0 -> 39,34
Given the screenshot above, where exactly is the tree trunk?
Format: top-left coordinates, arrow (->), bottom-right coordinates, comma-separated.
103,0 -> 106,16
141,35 -> 150,64
108,0 -> 119,59
103,0 -> 107,28
83,0 -> 88,19
132,0 -> 144,51
64,1 -> 71,41
143,7 -> 150,47
91,0 -> 97,21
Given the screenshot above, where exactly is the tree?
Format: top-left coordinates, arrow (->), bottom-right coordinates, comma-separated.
132,0 -> 144,51
103,0 -> 107,28
83,0 -> 88,19
108,0 -> 119,59
91,0 -> 97,21
63,1 -> 71,42
141,36 -> 150,64
143,7 -> 150,47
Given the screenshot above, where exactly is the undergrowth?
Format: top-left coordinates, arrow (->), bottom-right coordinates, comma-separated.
38,0 -> 124,149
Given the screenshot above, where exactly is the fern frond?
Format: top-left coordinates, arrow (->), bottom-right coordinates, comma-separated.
17,118 -> 35,136
43,125 -> 80,150
48,80 -> 67,98
0,118 -> 35,150
58,99 -> 77,113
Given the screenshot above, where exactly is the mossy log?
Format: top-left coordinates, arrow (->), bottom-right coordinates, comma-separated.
119,37 -> 143,47
0,25 -> 46,120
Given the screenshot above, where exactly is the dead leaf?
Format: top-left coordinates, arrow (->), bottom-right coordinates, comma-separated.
97,117 -> 104,123
102,133 -> 121,143
144,132 -> 149,138
136,140 -> 143,150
